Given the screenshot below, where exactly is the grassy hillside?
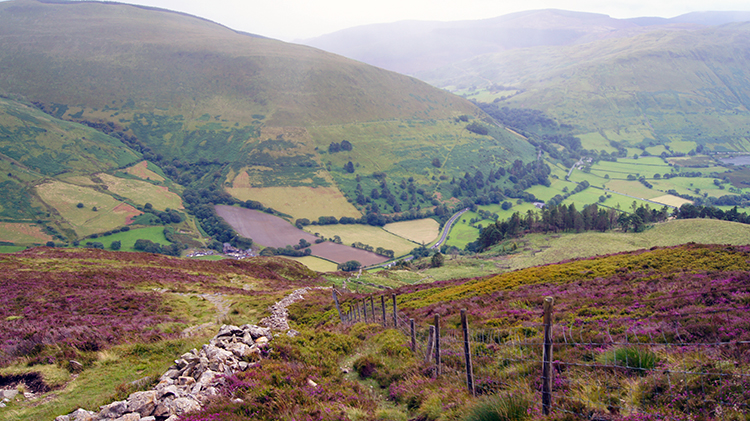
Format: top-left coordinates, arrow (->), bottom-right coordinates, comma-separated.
179,243 -> 750,420
0,0 -> 545,243
418,23 -> 750,153
0,96 -> 140,224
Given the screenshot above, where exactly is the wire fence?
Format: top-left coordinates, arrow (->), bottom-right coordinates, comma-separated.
332,289 -> 750,419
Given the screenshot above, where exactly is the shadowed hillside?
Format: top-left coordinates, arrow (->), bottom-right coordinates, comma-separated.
419,23 -> 750,152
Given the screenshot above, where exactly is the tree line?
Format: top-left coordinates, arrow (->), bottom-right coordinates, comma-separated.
473,203 -> 671,251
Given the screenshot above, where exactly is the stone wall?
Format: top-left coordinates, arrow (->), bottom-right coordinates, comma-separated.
55,287 -> 325,421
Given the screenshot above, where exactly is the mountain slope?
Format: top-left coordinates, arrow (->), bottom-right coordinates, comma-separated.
418,23 -> 750,151
0,0 -> 474,131
301,9 -> 637,75
0,0 -> 540,240
0,95 -> 140,223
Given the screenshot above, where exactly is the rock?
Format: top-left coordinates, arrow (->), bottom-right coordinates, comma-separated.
161,368 -> 182,381
54,416 -> 70,421
140,417 -> 156,421
0,389 -> 18,400
225,342 -> 253,358
113,413 -> 141,421
216,324 -> 243,338
153,397 -> 174,418
128,390 -> 157,417
197,370 -> 219,389
241,325 -> 272,340
68,408 -> 96,421
169,397 -> 201,416
99,400 -> 129,419
158,385 -> 180,399
307,379 -> 318,387
178,376 -> 195,387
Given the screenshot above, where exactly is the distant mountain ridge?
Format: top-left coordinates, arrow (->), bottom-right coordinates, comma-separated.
300,9 -> 750,75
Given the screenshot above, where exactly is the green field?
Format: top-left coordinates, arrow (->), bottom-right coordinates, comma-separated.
304,224 -> 418,256
81,227 -> 170,252
0,245 -> 26,253
36,181 -> 140,237
0,222 -> 53,245
96,173 -> 183,211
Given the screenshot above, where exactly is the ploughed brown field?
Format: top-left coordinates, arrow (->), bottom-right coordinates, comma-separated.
215,205 -> 388,266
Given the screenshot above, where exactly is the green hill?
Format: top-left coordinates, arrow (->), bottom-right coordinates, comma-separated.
0,95 -> 140,223
0,0 -> 539,245
418,23 -> 750,153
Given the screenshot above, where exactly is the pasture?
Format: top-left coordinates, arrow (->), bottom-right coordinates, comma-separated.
0,222 -> 53,244
35,181 -> 141,237
443,211 -> 483,249
96,173 -> 183,210
383,218 -> 440,244
494,218 -> 750,271
287,255 -> 338,272
120,160 -> 165,182
83,226 -> 169,251
0,245 -> 25,253
304,224 -> 417,256
578,132 -> 621,153
225,171 -> 360,220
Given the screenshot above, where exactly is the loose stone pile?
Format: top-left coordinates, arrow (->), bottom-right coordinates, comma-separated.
54,287 -> 326,421
54,324 -> 272,421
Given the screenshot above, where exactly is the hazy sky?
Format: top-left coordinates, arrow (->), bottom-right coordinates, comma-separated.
8,0 -> 750,41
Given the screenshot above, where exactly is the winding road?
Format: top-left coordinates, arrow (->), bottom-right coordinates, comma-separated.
430,207 -> 469,249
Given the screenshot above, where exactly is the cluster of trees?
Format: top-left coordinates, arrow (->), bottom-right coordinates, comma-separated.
260,245 -> 311,257
474,203 -> 671,251
465,122 -> 489,135
337,260 -> 361,271
400,247 -> 445,269
138,203 -> 183,224
675,204 -> 750,223
296,206 -> 437,229
328,140 -> 353,153
349,241 -> 395,258
183,187 -> 253,249
133,238 -> 182,256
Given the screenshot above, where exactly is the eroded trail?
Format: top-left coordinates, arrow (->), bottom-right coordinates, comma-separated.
260,287 -> 330,335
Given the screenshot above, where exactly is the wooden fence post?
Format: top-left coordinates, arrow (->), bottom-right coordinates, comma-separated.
410,318 -> 416,353
392,293 -> 398,328
542,296 -> 555,415
332,289 -> 343,323
381,296 -> 386,328
425,325 -> 435,363
362,300 -> 367,323
355,302 -> 360,322
434,314 -> 441,377
370,297 -> 374,321
461,309 -> 475,396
